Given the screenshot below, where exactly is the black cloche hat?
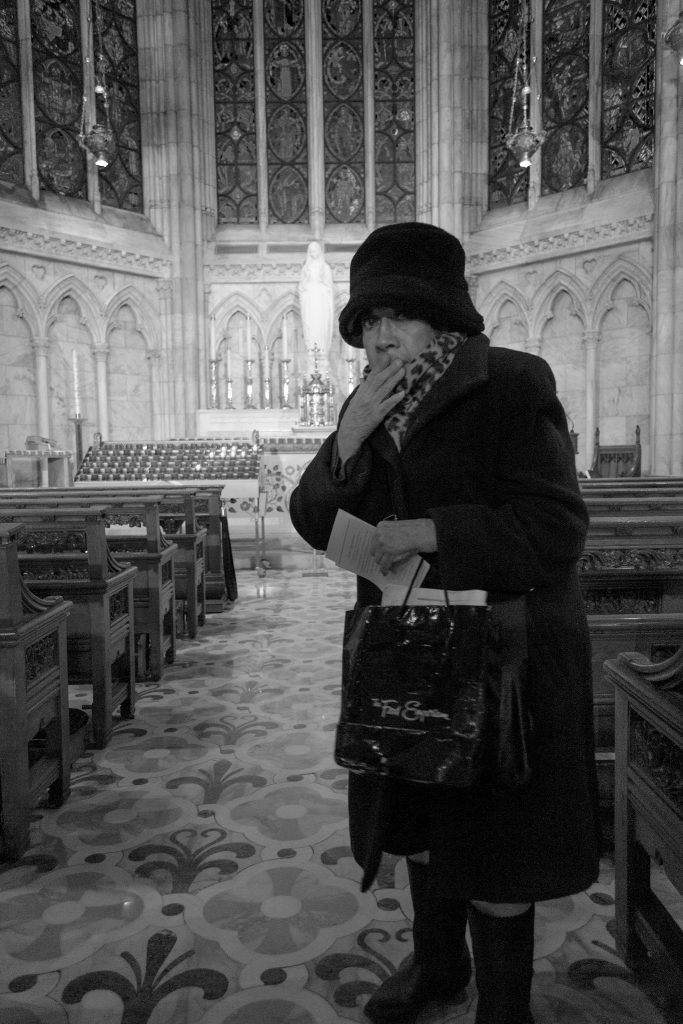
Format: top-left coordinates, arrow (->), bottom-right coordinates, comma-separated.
338,222 -> 485,347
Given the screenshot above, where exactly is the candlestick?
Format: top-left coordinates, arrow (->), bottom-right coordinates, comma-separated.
209,315 -> 216,360
69,413 -> 86,469
72,348 -> 81,417
209,358 -> 220,409
280,358 -> 291,408
245,357 -> 255,408
345,356 -> 358,396
225,377 -> 235,409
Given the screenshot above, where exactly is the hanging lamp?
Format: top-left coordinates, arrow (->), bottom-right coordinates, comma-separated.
505,0 -> 545,168
78,0 -> 116,169
664,10 -> 683,65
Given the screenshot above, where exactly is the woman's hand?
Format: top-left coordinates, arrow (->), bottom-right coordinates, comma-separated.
370,518 -> 437,574
336,358 -> 406,463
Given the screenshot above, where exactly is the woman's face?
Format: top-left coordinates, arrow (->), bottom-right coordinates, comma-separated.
361,307 -> 434,371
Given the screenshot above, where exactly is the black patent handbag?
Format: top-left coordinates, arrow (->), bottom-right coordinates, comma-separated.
334,585 -> 532,790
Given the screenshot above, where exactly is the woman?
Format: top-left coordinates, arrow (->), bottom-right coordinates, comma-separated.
289,222 -> 600,1024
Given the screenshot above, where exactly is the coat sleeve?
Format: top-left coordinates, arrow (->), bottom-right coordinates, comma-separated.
427,354 -> 588,594
289,430 -> 376,552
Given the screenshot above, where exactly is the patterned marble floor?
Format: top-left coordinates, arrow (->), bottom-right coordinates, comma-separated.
1,568 -> 681,1024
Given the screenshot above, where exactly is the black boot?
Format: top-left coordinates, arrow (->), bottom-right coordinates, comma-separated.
364,860 -> 472,1024
467,903 -> 535,1024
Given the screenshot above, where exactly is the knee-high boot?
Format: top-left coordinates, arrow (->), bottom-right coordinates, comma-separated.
364,860 -> 472,1024
467,903 -> 535,1024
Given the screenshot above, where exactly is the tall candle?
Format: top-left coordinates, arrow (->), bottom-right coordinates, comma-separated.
226,345 -> 232,378
209,315 -> 216,360
72,348 -> 81,417
246,314 -> 252,361
282,314 -> 288,359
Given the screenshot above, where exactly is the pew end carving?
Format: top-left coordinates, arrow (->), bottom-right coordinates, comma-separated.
590,425 -> 642,478
603,645 -> 683,995
0,524 -> 73,860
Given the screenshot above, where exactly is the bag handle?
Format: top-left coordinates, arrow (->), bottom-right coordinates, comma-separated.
399,557 -> 450,610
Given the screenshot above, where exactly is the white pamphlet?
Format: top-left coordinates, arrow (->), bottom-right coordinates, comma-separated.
381,584 -> 488,607
326,509 -> 430,592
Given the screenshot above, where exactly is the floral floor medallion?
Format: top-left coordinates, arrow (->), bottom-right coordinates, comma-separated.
1,569 -> 680,1023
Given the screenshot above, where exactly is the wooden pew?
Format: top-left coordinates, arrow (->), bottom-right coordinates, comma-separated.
73,486 -> 207,636
0,524 -> 72,859
604,646 -> 683,989
579,510 -> 683,748
0,505 -> 137,749
0,494 -> 178,681
194,485 -> 236,610
4,486 -> 209,638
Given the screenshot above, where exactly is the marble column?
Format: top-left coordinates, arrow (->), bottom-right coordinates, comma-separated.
148,350 -> 164,440
651,0 -> 683,473
415,1 -> 487,234
305,0 -> 325,239
31,337 -> 50,438
93,347 -> 109,441
583,332 -> 599,468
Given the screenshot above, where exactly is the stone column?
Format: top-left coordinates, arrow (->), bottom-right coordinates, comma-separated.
31,337 -> 50,438
415,1 -> 487,235
583,332 -> 599,468
305,0 -> 325,239
651,1 -> 683,473
147,350 -> 164,439
525,336 -> 542,357
93,347 -> 109,441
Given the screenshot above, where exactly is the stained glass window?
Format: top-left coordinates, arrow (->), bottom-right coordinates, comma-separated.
373,0 -> 415,223
489,0 -> 656,208
322,0 -> 365,224
31,0 -> 87,198
264,0 -> 308,225
213,0 -> 258,224
0,0 -> 24,185
213,0 -> 416,228
541,0 -> 589,194
602,0 -> 655,178
94,1 -> 142,212
489,0 -> 529,207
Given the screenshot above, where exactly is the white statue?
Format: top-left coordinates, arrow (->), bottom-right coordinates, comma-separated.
298,241 -> 334,361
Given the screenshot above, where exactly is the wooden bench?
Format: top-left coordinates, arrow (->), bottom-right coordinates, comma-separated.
0,505 -> 137,749
0,523 -> 72,859
579,511 -> 683,748
195,486 -> 236,610
589,426 -> 641,478
73,486 -> 208,636
604,647 -> 683,992
0,494 -> 178,681
4,486 -> 208,639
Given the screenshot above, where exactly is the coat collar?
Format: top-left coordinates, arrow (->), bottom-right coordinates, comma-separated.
369,333 -> 490,460
405,332 -> 490,442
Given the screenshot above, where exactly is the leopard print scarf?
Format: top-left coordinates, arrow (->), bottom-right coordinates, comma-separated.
381,331 -> 465,451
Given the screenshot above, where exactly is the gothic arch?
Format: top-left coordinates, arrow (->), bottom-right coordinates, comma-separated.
105,286 -> 161,353
267,295 -> 299,351
212,297 -> 264,359
529,270 -> 588,341
587,257 -> 651,335
0,265 -> 41,339
42,275 -> 106,347
480,281 -> 530,344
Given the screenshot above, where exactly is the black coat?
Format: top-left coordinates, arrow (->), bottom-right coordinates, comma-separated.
289,336 -> 600,902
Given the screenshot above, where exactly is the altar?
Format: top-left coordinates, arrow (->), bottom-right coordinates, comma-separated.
197,408 -> 303,438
